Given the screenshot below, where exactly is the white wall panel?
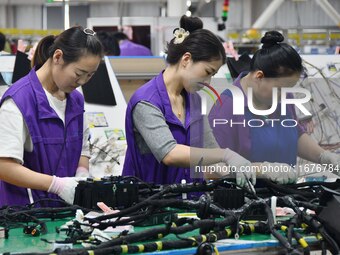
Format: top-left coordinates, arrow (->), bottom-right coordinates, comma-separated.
89,3 -> 121,17
0,7 -> 6,27
90,2 -> 160,17
15,5 -> 42,29
0,0 -> 44,4
127,3 -> 160,17
43,5 -> 88,29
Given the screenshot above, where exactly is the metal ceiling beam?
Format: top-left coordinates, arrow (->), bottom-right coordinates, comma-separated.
315,0 -> 340,27
251,0 -> 285,29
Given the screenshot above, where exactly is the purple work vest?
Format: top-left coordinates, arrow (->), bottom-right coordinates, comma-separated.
122,72 -> 204,185
119,40 -> 153,56
208,72 -> 305,159
0,69 -> 84,207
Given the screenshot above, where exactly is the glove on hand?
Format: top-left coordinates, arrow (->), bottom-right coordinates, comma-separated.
223,148 -> 256,187
75,166 -> 90,178
319,151 -> 339,165
320,151 -> 340,175
48,176 -> 80,204
261,162 -> 298,184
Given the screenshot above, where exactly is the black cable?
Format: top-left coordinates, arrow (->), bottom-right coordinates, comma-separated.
86,182 -> 218,224
4,181 -> 340,255
321,240 -> 327,255
0,200 -> 92,234
288,214 -> 299,245
259,179 -> 340,201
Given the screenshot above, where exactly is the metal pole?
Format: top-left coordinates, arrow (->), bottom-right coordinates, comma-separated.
42,4 -> 47,30
63,0 -> 70,30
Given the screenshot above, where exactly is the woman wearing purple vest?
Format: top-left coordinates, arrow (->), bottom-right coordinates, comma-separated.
0,27 -> 103,206
209,31 -> 339,185
113,31 -> 152,56
122,15 -> 256,188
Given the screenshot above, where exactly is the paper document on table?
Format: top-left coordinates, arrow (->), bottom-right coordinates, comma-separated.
86,112 -> 109,127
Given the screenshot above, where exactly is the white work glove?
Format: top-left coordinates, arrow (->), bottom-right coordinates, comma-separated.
47,176 -> 80,204
75,166 -> 90,178
223,148 -> 256,187
261,162 -> 298,184
320,151 -> 340,175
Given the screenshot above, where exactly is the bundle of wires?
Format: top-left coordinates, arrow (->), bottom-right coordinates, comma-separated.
4,179 -> 340,255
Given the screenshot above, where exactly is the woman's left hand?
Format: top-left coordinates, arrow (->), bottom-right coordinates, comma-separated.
259,162 -> 298,184
319,151 -> 340,175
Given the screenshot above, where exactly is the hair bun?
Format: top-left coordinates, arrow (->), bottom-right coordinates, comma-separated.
179,15 -> 203,33
261,31 -> 284,48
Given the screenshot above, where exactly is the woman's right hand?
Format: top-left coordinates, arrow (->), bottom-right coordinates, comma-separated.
48,176 -> 82,204
223,148 -> 256,186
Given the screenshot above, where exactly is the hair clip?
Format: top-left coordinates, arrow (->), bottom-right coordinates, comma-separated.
173,28 -> 189,44
83,28 -> 96,36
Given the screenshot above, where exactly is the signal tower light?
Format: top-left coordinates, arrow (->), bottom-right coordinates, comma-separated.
222,0 -> 229,22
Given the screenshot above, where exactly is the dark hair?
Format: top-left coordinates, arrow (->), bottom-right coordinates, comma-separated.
112,32 -> 129,41
179,16 -> 203,33
0,32 -> 6,51
166,15 -> 226,65
32,26 -> 104,70
97,31 -> 120,56
250,31 -> 303,77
